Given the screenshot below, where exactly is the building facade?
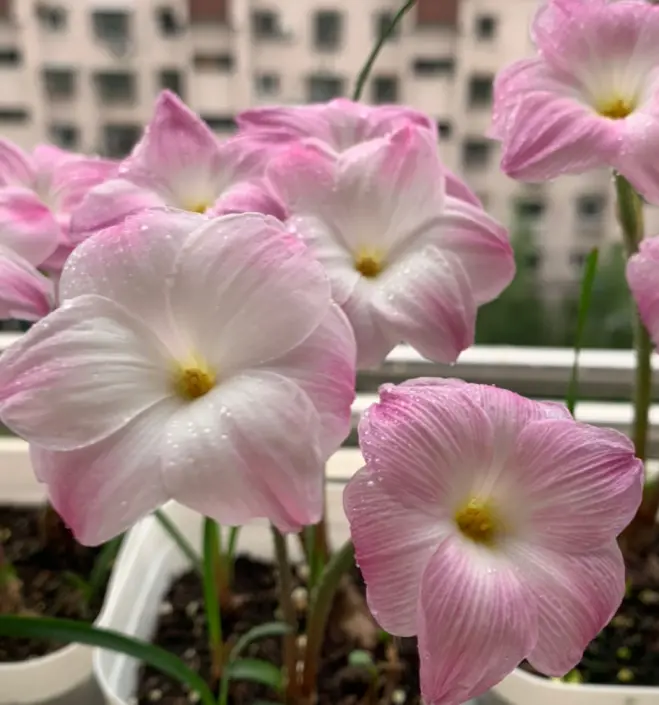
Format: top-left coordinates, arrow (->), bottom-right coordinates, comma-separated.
0,0 -> 652,286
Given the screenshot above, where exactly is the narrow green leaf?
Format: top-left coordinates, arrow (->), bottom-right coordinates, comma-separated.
229,622 -> 291,662
566,248 -> 599,416
88,535 -> 123,603
202,518 -> 223,655
0,616 -> 215,705
61,571 -> 92,604
227,526 -> 240,560
154,510 -> 202,575
226,658 -> 284,692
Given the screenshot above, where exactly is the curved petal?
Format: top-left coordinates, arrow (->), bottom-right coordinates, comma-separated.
418,534 -> 537,705
30,400 -> 176,546
0,295 -> 173,451
0,245 -> 55,321
343,466 -> 445,636
69,178 -> 166,244
0,140 -> 35,187
615,114 -> 659,205
511,419 -> 644,552
266,303 -> 356,457
627,237 -> 659,346
51,157 -> 118,214
374,246 -> 476,364
511,540 -> 625,676
209,180 -> 288,220
162,371 -> 323,532
444,170 -> 482,207
0,187 -> 59,264
169,213 -> 331,373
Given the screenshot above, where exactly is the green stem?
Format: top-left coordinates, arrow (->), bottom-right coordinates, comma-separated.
301,539 -> 355,700
202,518 -> 224,684
352,0 -> 417,101
271,526 -> 299,701
154,509 -> 202,575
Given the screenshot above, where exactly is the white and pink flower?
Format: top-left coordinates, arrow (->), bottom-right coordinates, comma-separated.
345,378 -> 643,705
491,0 -> 659,201
70,91 -> 286,243
627,235 -> 659,347
0,209 -> 356,544
266,126 -> 514,368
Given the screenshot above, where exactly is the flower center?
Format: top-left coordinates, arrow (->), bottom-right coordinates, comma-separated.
174,364 -> 216,401
354,249 -> 384,278
455,499 -> 500,546
185,201 -> 211,214
596,96 -> 635,120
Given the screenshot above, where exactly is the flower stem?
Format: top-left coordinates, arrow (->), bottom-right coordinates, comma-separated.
271,526 -> 299,702
352,0 -> 417,101
202,518 -> 224,685
300,539 -> 355,701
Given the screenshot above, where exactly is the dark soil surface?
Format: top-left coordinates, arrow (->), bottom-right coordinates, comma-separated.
0,505 -> 116,662
139,555 -> 420,705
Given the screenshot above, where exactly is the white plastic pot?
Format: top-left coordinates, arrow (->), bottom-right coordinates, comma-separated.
0,438 -> 128,705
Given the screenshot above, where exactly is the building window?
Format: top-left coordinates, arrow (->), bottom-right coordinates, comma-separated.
49,123 -> 79,149
255,72 -> 280,97
92,11 -> 130,42
156,6 -> 183,36
475,14 -> 497,40
252,10 -> 281,39
438,120 -> 452,139
372,75 -> 398,104
515,197 -> 546,221
412,57 -> 454,76
576,193 -> 606,220
193,53 -> 233,72
468,74 -> 494,108
375,11 -> 400,41
314,10 -> 342,50
0,48 -> 20,65
36,3 -> 67,31
103,124 -> 140,158
462,139 -> 491,169
0,109 -> 29,123
43,68 -> 76,100
307,75 -> 344,102
159,69 -> 183,97
202,115 -> 236,132
95,72 -> 136,104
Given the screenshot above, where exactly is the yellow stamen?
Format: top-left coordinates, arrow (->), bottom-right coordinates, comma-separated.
454,499 -> 501,546
354,249 -> 384,278
174,362 -> 216,401
597,97 -> 635,120
186,201 -> 210,214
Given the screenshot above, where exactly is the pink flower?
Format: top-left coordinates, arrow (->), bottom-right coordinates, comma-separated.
344,378 -> 643,705
491,0 -> 659,201
266,126 -> 514,368
237,98 -> 437,155
70,91 -> 286,244
627,236 -> 659,346
0,209 -> 356,545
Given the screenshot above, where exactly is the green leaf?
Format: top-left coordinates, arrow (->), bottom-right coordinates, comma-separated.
566,247 -> 599,416
230,622 -> 291,662
348,649 -> 376,670
226,658 -> 284,692
0,615 -> 216,705
202,518 -> 223,653
88,535 -> 123,603
154,509 -> 202,575
61,571 -> 92,604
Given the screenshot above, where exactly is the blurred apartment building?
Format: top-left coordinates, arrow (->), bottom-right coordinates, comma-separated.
0,0 -> 649,286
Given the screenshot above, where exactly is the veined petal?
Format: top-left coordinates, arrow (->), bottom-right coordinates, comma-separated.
512,540 -> 624,677
209,180 -> 288,220
0,295 -> 173,451
511,419 -> 643,552
0,245 -> 55,321
344,466 -> 445,636
30,400 -> 177,546
169,213 -> 331,373
52,157 -> 118,214
69,178 -> 166,244
627,237 -> 659,346
418,535 -> 537,705
0,187 -> 59,264
0,140 -> 35,187
162,371 -> 324,532
445,170 -> 482,207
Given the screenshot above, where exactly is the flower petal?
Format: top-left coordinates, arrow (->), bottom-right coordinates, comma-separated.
69,178 -> 166,244
627,237 -> 659,346
210,180 -> 288,220
0,295 -> 172,451
511,419 -> 643,552
51,157 -> 118,214
30,400 -> 176,546
0,246 -> 55,321
0,187 -> 59,264
266,303 -> 356,457
344,466 -> 445,636
169,213 -> 331,373
0,140 -> 35,186
418,535 -> 537,705
513,540 -> 624,677
162,371 -> 323,532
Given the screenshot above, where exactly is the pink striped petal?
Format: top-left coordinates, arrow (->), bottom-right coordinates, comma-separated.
210,180 -> 288,220
513,540 -> 625,676
162,371 -> 324,532
0,246 -> 55,321
445,170 -> 482,207
0,140 -> 35,187
627,235 -> 659,347
30,401 -> 175,546
418,535 -> 537,705
52,157 -> 118,214
0,187 -> 59,264
343,466 -> 444,636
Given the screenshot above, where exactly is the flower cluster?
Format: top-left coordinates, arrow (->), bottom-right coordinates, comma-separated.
0,0 -> 654,703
